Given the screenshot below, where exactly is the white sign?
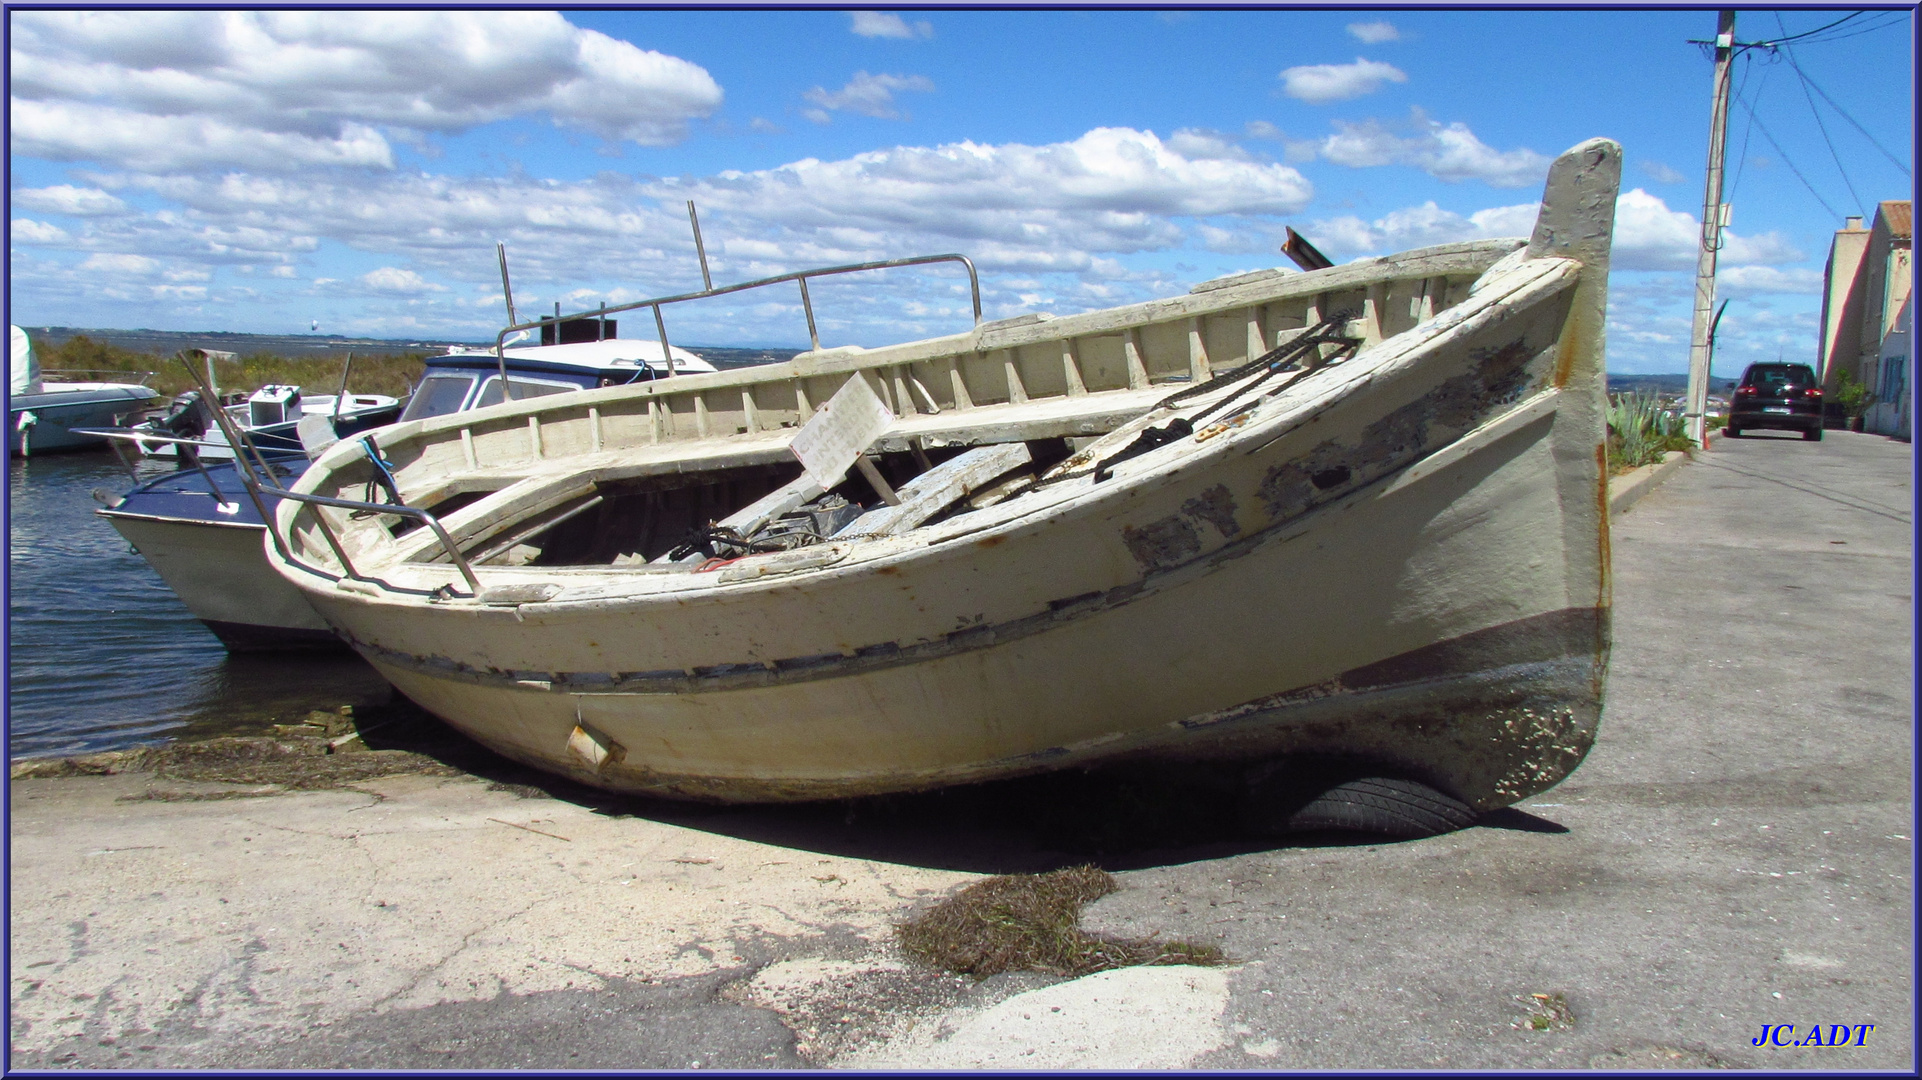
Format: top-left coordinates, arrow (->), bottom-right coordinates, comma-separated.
789,373 -> 895,489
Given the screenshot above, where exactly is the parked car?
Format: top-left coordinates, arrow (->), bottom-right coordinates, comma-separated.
1726,362 -> 1823,441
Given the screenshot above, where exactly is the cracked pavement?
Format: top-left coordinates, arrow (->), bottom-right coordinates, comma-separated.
8,430 -> 1912,1069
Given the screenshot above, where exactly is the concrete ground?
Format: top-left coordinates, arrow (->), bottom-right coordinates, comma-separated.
9,429 -> 1912,1070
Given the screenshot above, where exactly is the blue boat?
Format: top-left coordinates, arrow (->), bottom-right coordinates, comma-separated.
94,338 -> 717,651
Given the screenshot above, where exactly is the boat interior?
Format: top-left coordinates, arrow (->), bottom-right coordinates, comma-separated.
284,239 -> 1521,581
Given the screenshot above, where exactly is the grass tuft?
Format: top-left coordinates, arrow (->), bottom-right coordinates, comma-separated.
38,335 -> 429,399
896,865 -> 1225,979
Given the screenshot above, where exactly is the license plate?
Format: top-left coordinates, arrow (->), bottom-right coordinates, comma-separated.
1764,406 -> 1791,414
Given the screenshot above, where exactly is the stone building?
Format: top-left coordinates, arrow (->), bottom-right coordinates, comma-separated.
1817,201 -> 1911,438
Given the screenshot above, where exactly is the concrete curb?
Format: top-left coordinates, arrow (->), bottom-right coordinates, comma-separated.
1607,449 -> 1689,519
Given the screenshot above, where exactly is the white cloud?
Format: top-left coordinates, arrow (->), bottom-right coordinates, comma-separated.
1303,200 -> 1536,258
802,72 -> 935,121
1164,128 -> 1256,162
1611,188 -> 1803,271
11,219 -> 73,243
1279,58 -> 1406,104
675,128 -> 1313,258
1315,110 -> 1551,188
1716,265 -> 1824,296
850,12 -> 933,40
1638,159 -> 1686,184
8,11 -> 722,172
6,126 -> 1312,342
361,267 -> 446,293
79,252 -> 159,275
12,101 -> 396,171
12,184 -> 128,216
1347,21 -> 1401,44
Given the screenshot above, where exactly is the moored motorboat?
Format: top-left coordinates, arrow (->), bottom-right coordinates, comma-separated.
93,337 -> 718,651
9,326 -> 163,456
134,384 -> 404,461
262,139 -> 1622,812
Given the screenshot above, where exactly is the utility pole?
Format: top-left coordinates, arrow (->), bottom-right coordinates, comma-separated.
1684,10 -> 1737,448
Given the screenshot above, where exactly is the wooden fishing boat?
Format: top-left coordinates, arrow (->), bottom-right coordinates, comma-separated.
260,139 -> 1621,816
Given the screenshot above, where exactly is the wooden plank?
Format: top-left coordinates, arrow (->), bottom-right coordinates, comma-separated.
1188,318 -> 1211,382
832,442 -> 1032,538
1062,340 -> 1087,396
715,472 -> 827,537
1000,350 -> 1028,404
1122,328 -> 1149,389
946,357 -> 973,410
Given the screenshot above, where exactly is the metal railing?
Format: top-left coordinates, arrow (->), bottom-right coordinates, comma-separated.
254,481 -> 482,597
169,352 -> 482,600
491,252 -> 982,400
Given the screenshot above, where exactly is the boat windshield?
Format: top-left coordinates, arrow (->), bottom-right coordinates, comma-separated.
399,374 -> 477,422
472,376 -> 582,409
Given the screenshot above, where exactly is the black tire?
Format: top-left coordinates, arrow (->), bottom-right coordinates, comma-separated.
1724,426 -> 1741,438
1283,776 -> 1478,839
1804,427 -> 1823,441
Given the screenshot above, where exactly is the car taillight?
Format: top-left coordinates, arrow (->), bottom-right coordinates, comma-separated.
1805,387 -> 1823,398
1737,386 -> 1758,396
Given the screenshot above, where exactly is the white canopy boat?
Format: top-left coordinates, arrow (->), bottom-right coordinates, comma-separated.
9,326 -> 163,456
259,139 -> 1622,819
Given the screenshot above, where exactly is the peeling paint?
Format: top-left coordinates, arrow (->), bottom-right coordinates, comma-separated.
1120,516 -> 1200,572
1178,485 -> 1240,539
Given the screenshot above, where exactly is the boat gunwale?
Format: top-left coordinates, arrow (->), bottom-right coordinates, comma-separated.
299,238 -> 1523,474
283,255 -> 1583,606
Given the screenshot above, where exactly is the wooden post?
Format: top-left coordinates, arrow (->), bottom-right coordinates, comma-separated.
1685,9 -> 1737,449
1122,328 -> 1149,389
1188,318 -> 1211,382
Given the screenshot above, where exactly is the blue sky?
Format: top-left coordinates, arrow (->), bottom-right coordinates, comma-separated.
7,8 -> 1913,374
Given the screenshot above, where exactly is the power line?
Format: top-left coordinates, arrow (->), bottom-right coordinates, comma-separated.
1725,50 -> 1767,203
1744,11 -> 1863,47
1776,15 -> 1866,215
1729,84 -> 1845,221
1787,12 -> 1909,46
1773,42 -> 1913,177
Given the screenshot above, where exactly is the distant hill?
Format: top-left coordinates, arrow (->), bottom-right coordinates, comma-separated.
1607,373 -> 1738,396
20,327 -> 802,370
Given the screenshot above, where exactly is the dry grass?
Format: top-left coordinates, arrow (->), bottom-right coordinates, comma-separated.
896,865 -> 1225,979
9,736 -> 464,791
40,335 -> 429,399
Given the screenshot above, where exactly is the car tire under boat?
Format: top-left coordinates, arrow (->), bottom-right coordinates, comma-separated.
1241,762 -> 1479,839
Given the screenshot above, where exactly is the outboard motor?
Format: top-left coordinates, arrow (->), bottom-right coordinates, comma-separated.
154,391 -> 210,439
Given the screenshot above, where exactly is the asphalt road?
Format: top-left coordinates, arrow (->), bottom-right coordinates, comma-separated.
9,429 -> 1911,1070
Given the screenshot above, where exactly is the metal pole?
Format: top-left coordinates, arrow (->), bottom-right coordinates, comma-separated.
687,201 -> 713,291
496,241 -> 518,325
798,276 -> 820,350
653,305 -> 675,377
1685,10 -> 1736,449
332,351 -> 354,420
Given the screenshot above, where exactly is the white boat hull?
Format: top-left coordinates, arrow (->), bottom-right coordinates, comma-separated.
9,385 -> 160,455
99,512 -> 339,650
274,139 -> 1623,809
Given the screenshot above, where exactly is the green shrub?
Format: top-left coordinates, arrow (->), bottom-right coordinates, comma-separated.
38,336 -> 428,399
1606,391 -> 1694,473
1833,370 -> 1875,418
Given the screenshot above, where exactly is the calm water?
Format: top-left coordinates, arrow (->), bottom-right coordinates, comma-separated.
7,451 -> 393,759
